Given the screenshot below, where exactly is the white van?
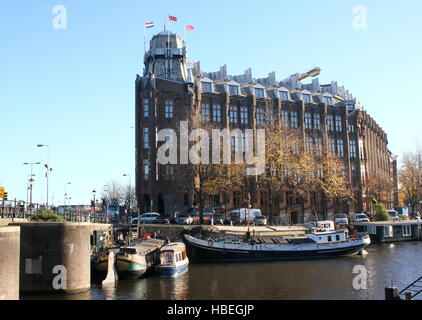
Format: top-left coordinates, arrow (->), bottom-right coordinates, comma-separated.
229,208 -> 262,224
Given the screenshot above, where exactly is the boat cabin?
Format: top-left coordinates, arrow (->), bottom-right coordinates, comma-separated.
307,230 -> 348,244
159,243 -> 188,266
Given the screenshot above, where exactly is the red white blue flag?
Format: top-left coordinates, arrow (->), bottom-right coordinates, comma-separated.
168,15 -> 177,22
144,22 -> 155,29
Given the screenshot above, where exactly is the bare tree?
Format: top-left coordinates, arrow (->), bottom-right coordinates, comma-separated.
103,180 -> 124,205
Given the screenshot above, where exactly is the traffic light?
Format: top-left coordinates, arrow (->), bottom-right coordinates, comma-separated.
0,187 -> 4,198
4,192 -> 8,200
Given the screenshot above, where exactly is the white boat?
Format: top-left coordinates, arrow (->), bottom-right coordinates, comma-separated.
156,242 -> 189,277
184,221 -> 371,263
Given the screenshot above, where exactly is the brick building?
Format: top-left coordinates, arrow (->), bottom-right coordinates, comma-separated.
135,30 -> 398,223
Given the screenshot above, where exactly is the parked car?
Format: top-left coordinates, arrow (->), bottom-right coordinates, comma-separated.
387,210 -> 399,221
228,208 -> 262,225
188,207 -> 215,224
353,213 -> 370,223
133,212 -> 169,224
254,216 -> 267,226
174,214 -> 193,225
334,213 -> 349,225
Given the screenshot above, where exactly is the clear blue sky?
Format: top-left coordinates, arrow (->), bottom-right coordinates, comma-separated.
1,0 -> 421,205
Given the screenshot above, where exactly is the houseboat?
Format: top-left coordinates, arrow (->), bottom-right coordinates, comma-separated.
184,221 -> 370,263
96,238 -> 165,279
156,242 -> 189,277
352,220 -> 422,243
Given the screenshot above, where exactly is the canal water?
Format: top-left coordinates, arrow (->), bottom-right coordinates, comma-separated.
23,242 -> 422,300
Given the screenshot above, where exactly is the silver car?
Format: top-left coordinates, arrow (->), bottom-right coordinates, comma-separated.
334,214 -> 349,225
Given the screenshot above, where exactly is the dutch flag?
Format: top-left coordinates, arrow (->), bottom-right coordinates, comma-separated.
144,22 -> 155,29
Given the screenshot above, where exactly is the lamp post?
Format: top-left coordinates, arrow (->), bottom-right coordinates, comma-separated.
123,174 -> 131,216
37,144 -> 51,209
23,162 -> 41,215
92,189 -> 97,216
64,182 -> 71,216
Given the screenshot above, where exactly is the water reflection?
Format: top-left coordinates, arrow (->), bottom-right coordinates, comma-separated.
22,242 -> 422,300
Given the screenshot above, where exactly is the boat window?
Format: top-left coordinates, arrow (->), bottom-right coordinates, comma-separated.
328,236 -> 332,242
336,235 -> 340,241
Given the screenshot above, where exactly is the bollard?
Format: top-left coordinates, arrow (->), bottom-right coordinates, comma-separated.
405,292 -> 412,300
385,287 -> 400,300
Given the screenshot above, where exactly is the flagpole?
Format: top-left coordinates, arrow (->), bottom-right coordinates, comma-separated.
144,26 -> 146,54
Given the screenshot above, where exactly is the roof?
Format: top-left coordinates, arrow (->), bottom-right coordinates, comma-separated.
353,220 -> 422,227
161,242 -> 186,252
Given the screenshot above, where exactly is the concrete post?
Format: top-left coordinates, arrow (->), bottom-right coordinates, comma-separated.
0,226 -> 20,300
385,287 -> 400,300
10,222 -> 91,294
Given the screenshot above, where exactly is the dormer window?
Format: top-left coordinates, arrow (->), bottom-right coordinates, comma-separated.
255,88 -> 264,98
201,82 -> 212,93
229,85 -> 239,95
303,94 -> 312,103
280,91 -> 289,101
323,96 -> 333,105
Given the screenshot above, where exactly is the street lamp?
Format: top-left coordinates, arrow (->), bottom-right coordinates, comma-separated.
64,182 -> 71,214
92,189 -> 97,214
37,144 -> 51,208
123,174 -> 131,216
23,162 -> 41,214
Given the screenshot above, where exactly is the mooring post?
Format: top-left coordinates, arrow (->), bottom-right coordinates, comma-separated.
385,286 -> 400,300
102,251 -> 118,286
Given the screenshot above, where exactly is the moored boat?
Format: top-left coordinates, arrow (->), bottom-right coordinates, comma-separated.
95,238 -> 165,279
183,221 -> 370,263
156,242 -> 189,277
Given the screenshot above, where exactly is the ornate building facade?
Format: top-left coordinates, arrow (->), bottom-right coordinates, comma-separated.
135,30 -> 398,223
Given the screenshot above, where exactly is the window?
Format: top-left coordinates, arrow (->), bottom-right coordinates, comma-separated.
336,235 -> 340,241
201,82 -> 212,93
233,191 -> 241,206
384,226 -> 393,238
256,107 -> 265,125
313,114 -> 321,130
240,106 -> 249,124
212,105 -> 221,122
280,111 -> 289,127
402,225 -> 411,236
165,100 -> 173,118
315,138 -> 322,156
350,140 -> 357,158
260,191 -> 268,206
143,99 -> 149,118
290,112 -> 298,128
348,125 -> 355,133
328,139 -> 336,155
255,88 -> 265,98
337,139 -> 344,157
303,94 -> 312,103
326,115 -> 334,131
305,113 -> 312,129
241,134 -> 249,153
351,166 -> 358,185
367,225 -> 377,234
143,159 -> 150,181
280,91 -> 289,101
143,128 -> 149,149
335,116 -> 342,132
323,96 -> 332,105
306,137 -> 313,155
201,104 -> 210,122
327,236 -> 332,242
231,136 -> 239,152
230,106 -> 238,124
229,85 -> 239,95
165,164 -> 174,175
